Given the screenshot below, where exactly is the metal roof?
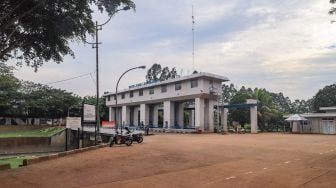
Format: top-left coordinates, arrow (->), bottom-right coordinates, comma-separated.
285,114 -> 308,121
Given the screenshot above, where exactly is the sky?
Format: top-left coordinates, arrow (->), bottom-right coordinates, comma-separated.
10,0 -> 336,100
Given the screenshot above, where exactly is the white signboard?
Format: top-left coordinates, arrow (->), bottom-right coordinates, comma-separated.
66,117 -> 81,129
83,104 -> 96,122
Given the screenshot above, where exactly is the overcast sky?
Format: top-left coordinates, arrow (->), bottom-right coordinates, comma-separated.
11,0 -> 336,100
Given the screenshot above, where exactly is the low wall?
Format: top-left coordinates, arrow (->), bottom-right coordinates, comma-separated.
0,137 -> 50,148
0,129 -> 66,155
0,117 -> 66,126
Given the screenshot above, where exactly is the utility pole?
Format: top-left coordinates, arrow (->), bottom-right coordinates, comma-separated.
86,7 -> 131,145
95,21 -> 101,145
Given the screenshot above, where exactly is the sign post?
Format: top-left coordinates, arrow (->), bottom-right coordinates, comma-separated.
83,104 -> 97,145
66,117 -> 82,150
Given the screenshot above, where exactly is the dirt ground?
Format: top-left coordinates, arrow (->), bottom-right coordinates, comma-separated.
0,133 -> 336,188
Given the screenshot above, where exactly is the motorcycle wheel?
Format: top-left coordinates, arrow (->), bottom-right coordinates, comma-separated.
125,139 -> 133,146
137,136 -> 143,143
109,138 -> 114,147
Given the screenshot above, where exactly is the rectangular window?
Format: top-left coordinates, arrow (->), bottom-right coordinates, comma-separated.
209,80 -> 213,87
130,91 -> 133,98
175,83 -> 181,90
139,89 -> 143,96
121,93 -> 125,99
161,85 -> 167,93
149,87 -> 154,95
107,96 -> 111,101
191,80 -> 198,88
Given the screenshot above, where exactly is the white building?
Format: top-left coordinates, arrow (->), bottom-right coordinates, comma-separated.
103,72 -> 229,132
293,107 -> 336,134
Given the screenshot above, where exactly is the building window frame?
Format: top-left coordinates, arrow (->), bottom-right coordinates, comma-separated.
107,96 -> 111,101
121,93 -> 125,99
191,80 -> 198,88
175,83 -> 182,91
139,89 -> 143,96
149,87 -> 155,95
130,91 -> 133,98
161,85 -> 167,93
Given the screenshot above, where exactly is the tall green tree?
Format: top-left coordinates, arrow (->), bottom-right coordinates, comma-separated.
311,83 -> 336,112
229,87 -> 253,126
146,63 -> 178,82
0,63 -> 21,116
0,0 -> 135,70
330,0 -> 336,15
253,88 -> 279,131
270,92 -> 293,114
146,63 -> 162,82
221,83 -> 237,103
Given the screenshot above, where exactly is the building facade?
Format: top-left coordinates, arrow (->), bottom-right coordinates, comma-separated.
103,72 -> 229,132
293,107 -> 336,134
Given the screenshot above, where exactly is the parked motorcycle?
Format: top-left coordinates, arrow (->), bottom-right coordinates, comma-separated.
132,133 -> 144,143
109,131 -> 133,147
125,127 -> 143,143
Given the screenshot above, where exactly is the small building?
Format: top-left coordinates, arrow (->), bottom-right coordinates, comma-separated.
103,72 -> 229,132
292,107 -> 336,134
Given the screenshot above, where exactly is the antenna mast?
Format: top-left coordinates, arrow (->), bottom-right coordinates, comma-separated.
192,5 -> 195,71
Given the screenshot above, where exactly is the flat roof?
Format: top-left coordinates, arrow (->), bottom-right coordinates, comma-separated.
319,106 -> 336,111
103,72 -> 229,96
301,113 -> 336,118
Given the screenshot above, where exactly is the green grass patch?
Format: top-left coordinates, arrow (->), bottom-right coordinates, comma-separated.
0,156 -> 34,168
0,127 -> 65,138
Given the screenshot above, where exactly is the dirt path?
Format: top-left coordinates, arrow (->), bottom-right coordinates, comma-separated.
0,133 -> 335,188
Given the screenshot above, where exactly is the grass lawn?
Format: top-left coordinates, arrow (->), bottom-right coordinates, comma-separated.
0,156 -> 34,168
0,127 -> 65,138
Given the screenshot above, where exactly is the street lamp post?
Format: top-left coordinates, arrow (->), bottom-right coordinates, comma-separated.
115,66 -> 146,135
87,6 -> 130,145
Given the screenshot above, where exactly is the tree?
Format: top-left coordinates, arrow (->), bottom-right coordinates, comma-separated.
146,63 -> 162,82
169,67 -> 178,79
160,67 -> 170,81
330,0 -> 336,15
221,83 -> 237,103
229,87 -> 253,126
311,83 -> 336,112
146,63 -> 178,82
0,63 -> 21,116
270,92 -> 293,114
253,88 -> 279,131
0,0 -> 135,70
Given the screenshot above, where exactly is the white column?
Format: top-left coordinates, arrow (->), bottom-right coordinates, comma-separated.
208,100 -> 215,132
140,104 -> 149,126
191,110 -> 195,127
133,107 -> 139,126
117,108 -> 122,126
122,105 -> 130,126
177,102 -> 184,128
223,108 -> 228,132
109,107 -> 112,121
109,107 -> 116,121
164,101 -> 175,128
250,105 -> 258,133
153,105 -> 159,127
195,98 -> 205,131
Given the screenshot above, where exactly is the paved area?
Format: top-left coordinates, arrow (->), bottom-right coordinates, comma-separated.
0,133 -> 336,188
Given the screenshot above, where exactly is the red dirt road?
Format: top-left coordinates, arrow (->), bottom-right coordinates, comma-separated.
1,133 -> 336,188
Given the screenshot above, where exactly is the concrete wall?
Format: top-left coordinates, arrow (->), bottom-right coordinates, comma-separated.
0,117 -> 66,126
